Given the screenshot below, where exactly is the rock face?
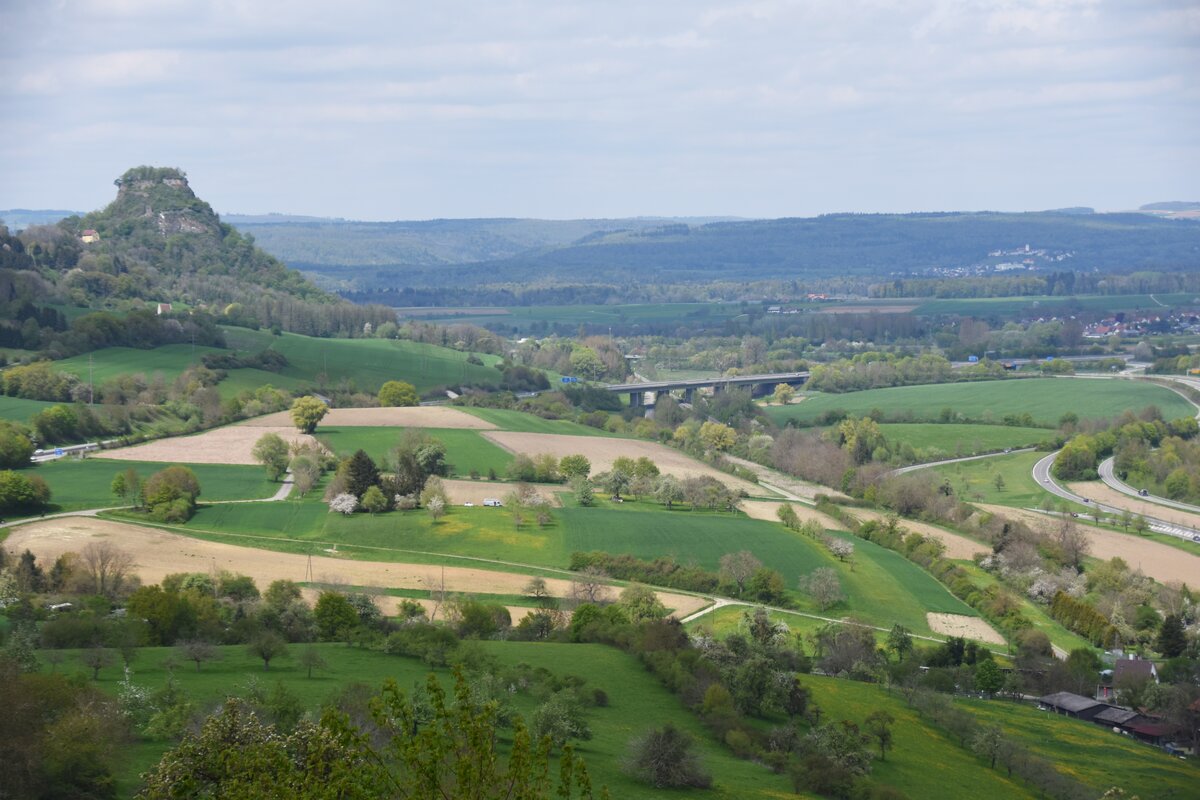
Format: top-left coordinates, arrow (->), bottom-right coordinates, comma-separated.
109,166 -> 220,236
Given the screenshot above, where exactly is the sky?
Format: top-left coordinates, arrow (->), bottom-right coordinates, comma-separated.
1,0 -> 1197,220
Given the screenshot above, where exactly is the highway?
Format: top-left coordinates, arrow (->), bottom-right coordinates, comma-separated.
1097,457 -> 1200,516
1032,452 -> 1200,542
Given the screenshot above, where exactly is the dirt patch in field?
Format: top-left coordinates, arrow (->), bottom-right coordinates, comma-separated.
978,504 -> 1200,586
741,501 -> 843,529
440,479 -> 563,507
243,407 -> 496,429
480,432 -> 760,495
722,455 -> 848,502
927,613 -> 1006,645
844,509 -> 988,561
1066,482 -> 1200,531
99,426 -> 318,465
3,518 -> 707,620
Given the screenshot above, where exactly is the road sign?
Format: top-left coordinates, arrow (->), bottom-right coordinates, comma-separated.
54,448 -> 64,456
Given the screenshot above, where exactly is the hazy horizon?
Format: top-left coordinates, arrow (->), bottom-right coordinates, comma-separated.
2,1 -> 1197,220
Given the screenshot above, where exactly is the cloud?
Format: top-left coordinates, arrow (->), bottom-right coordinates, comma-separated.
0,0 -> 1196,217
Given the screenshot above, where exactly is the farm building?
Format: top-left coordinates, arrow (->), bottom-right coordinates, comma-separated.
1038,692 -> 1108,721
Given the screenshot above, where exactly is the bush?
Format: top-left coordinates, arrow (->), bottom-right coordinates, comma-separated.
624,724 -> 711,789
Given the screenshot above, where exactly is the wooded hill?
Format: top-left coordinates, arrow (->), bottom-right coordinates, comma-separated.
233,211 -> 1200,294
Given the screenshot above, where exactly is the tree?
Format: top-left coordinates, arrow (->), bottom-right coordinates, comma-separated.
342,449 -> 380,498
886,624 -> 913,662
975,658 -> 1003,695
289,454 -> 320,497
971,724 -> 1006,769
1055,515 -> 1090,570
1133,515 -> 1149,536
523,576 -> 549,600
559,454 -> 591,479
143,465 -> 201,521
426,496 -> 445,522
532,693 -> 593,750
378,380 -> 418,407
290,395 -> 328,434
772,383 -> 795,405
110,467 -> 142,506
618,584 -> 667,623
78,541 -> 135,597
251,433 -> 290,481
624,724 -> 711,789
361,485 -> 388,515
0,423 -> 35,469
827,538 -> 854,563
328,492 -> 357,515
571,476 -> 595,507
993,473 -> 1006,492
653,475 -> 683,508
298,646 -> 328,678
1157,614 -> 1187,658
698,421 -> 736,451
314,592 -> 359,641
719,550 -> 762,596
864,709 -> 895,760
178,639 -> 219,672
0,470 -> 52,512
801,567 -> 844,611
81,646 -> 115,680
247,631 -> 288,671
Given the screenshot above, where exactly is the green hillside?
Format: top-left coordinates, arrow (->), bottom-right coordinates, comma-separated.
768,378 -> 1194,427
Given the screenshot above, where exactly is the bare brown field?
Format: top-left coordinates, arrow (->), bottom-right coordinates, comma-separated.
1067,481 -> 1200,531
481,432 -> 761,495
740,500 -> 843,529
4,518 -> 707,620
847,509 -> 987,561
440,479 -> 563,506
979,504 -> 1200,585
100,426 -> 317,465
927,612 -> 1006,645
722,455 -> 848,502
243,407 -> 496,429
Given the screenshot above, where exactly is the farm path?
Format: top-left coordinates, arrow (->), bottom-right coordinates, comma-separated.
721,455 -> 847,502
888,447 -> 1034,477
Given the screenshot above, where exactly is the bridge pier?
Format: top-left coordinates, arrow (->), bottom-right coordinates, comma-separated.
683,387 -> 695,404
628,391 -> 643,408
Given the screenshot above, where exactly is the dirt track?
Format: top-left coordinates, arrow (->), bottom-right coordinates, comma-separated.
3,518 -> 708,621
480,432 -> 761,495
99,427 -> 317,465
243,407 -> 496,429
927,612 -> 1005,645
978,503 -> 1200,585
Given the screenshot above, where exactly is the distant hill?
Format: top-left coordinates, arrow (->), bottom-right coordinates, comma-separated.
0,209 -> 82,230
246,211 -> 1200,292
229,216 -> 746,268
1139,201 -> 1200,212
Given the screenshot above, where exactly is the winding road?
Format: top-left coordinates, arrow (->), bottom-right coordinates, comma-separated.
1097,457 -> 1200,517
1032,452 -> 1200,542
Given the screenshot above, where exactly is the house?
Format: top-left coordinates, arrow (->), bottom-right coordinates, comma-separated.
155,302 -> 173,315
80,229 -> 100,243
1038,691 -> 1108,721
1113,658 -> 1158,686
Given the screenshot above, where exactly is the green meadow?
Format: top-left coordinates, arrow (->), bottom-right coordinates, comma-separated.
51,641 -> 794,800
768,378 -> 1194,427
315,426 -> 515,476
52,344 -> 225,384
878,423 -> 1049,455
29,457 -> 277,513
458,407 -> 617,435
930,450 -> 1052,509
406,302 -> 752,332
166,497 -> 979,639
0,395 -> 60,423
911,292 -> 1200,317
220,327 -> 504,393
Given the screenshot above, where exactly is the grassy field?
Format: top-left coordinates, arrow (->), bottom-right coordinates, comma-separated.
911,292 -> 1200,317
221,327 -> 504,394
878,423 -> 1049,455
404,302 -> 753,332
163,495 -> 977,638
0,395 -> 60,423
26,457 -> 277,513
958,695 -> 1200,798
315,426 -> 515,476
53,344 -> 225,384
458,407 -> 616,436
768,378 -> 1194,427
49,641 -> 793,799
930,450 -> 1052,509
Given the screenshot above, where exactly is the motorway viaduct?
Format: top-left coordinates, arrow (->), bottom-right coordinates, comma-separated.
606,372 -> 810,407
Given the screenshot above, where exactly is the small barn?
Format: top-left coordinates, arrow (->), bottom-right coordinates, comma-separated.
1038,691 -> 1108,722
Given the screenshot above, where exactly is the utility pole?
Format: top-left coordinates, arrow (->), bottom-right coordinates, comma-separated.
88,354 -> 94,406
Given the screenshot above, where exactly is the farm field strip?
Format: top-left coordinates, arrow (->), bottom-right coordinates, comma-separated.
3,517 -> 708,620
877,422 -> 1050,453
244,405 -> 497,429
315,426 -> 514,477
767,378 -> 1194,427
97,425 -> 317,465
0,395 -> 62,423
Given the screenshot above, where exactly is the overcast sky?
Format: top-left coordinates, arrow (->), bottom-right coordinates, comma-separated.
1,0 -> 1197,220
